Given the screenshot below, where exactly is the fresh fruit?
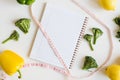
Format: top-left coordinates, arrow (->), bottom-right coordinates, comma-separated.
99,0 -> 117,10
106,64 -> 120,80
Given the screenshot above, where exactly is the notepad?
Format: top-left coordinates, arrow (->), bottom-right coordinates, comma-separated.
30,3 -> 88,69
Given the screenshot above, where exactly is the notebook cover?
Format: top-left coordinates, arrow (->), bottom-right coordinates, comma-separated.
30,3 -> 88,69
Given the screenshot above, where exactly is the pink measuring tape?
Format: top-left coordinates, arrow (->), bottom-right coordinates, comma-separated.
1,0 -> 113,80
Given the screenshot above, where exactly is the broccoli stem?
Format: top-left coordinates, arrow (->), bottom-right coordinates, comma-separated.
17,70 -> 22,79
93,30 -> 97,44
93,32 -> 96,44
93,38 -> 96,44
89,41 -> 94,51
2,38 -> 11,44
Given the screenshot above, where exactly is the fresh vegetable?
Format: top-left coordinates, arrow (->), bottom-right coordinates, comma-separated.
115,32 -> 120,41
116,29 -> 120,38
17,0 -> 35,5
114,17 -> 120,26
113,17 -> 120,39
15,18 -> 31,34
82,56 -> 98,70
106,64 -> 120,80
99,0 -> 117,10
92,28 -> 103,44
0,50 -> 24,78
84,34 -> 94,51
2,30 -> 19,44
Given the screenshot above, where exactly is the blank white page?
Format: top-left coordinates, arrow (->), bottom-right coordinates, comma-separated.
30,3 -> 86,69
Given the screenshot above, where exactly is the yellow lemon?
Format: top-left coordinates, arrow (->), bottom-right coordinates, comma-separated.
99,0 -> 117,10
106,64 -> 120,80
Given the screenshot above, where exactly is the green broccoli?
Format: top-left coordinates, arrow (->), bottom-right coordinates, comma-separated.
82,56 -> 98,70
16,0 -> 35,5
2,30 -> 19,44
116,29 -> 120,38
84,34 -> 94,51
15,18 -> 31,34
92,28 -> 103,44
114,17 -> 120,26
114,17 -> 120,39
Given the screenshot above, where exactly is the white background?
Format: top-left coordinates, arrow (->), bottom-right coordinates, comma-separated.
0,0 -> 120,80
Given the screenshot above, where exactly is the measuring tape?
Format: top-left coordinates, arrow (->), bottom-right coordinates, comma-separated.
0,62 -> 67,80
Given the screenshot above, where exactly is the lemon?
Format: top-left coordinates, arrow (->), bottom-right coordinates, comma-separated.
106,64 -> 120,80
99,0 -> 117,10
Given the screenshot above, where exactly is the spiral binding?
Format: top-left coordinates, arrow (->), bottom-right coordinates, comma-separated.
69,17 -> 89,69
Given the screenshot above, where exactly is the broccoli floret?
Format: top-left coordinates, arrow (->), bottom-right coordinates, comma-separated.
2,30 -> 19,44
15,18 -> 31,34
82,56 -> 98,70
114,17 -> 120,40
92,28 -> 103,44
84,34 -> 94,51
114,17 -> 120,26
116,29 -> 120,38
